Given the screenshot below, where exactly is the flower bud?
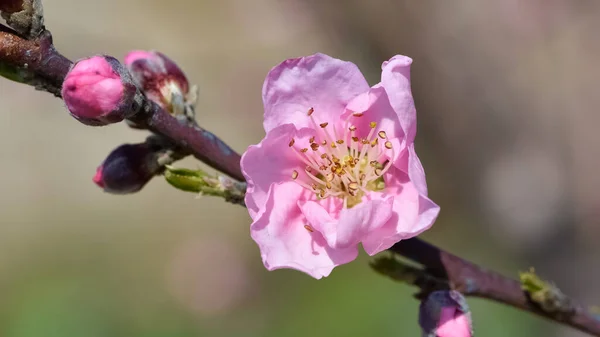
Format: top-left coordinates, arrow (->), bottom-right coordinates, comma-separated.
93,143 -> 162,194
419,291 -> 473,337
62,55 -> 143,126
124,50 -> 196,120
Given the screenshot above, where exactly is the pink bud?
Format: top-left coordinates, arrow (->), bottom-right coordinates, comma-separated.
436,307 -> 473,337
62,55 -> 142,126
419,291 -> 473,337
125,50 -> 193,116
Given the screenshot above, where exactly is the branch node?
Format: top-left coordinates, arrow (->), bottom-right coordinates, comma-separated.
0,0 -> 44,39
519,268 -> 574,315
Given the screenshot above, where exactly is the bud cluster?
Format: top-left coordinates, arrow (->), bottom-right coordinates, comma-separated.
61,51 -> 197,193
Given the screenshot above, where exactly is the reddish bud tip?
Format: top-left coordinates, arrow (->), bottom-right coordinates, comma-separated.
62,55 -> 143,126
92,166 -> 105,188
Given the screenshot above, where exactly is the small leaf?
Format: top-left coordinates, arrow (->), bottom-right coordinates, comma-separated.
519,268 -> 572,314
164,166 -> 208,193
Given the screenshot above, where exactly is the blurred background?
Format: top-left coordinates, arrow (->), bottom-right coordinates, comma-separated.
1,0 -> 599,336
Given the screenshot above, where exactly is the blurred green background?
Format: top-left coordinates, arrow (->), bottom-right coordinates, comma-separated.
1,0 -> 599,336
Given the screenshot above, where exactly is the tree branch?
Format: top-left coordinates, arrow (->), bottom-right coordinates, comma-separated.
0,24 -> 243,181
389,238 -> 600,336
1,16 -> 599,337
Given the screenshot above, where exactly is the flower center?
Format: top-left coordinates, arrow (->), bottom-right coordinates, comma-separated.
289,107 -> 395,208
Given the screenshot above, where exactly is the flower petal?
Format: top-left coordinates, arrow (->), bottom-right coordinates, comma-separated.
335,197 -> 394,249
342,85 -> 404,141
241,124 -> 315,218
298,200 -> 337,248
362,169 -> 440,255
380,55 -> 417,143
262,53 -> 370,133
251,182 -> 358,279
391,143 -> 429,196
300,197 -> 393,250
407,144 -> 429,196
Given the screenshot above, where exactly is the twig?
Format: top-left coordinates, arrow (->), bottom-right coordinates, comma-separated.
1,13 -> 599,337
0,29 -> 69,96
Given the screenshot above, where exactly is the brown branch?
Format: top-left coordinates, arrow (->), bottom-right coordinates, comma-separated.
1,16 -> 599,337
0,29 -> 69,95
389,238 -> 600,336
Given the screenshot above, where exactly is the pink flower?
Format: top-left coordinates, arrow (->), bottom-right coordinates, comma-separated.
241,53 -> 440,279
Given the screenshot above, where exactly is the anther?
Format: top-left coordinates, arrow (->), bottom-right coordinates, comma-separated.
311,143 -> 319,151
300,148 -> 308,153
307,107 -> 314,116
291,170 -> 299,179
385,141 -> 393,149
309,136 -> 315,143
375,168 -> 383,176
336,139 -> 344,144
304,225 -> 314,232
378,131 -> 387,139
349,125 -> 357,132
369,121 -> 377,128
353,112 -> 364,117
371,138 -> 378,147
289,138 -> 295,147
321,140 -> 327,146
352,137 -> 359,142
319,122 -> 329,128
321,153 -> 328,159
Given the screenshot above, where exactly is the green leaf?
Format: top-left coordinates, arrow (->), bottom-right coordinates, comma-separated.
163,166 -> 209,193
